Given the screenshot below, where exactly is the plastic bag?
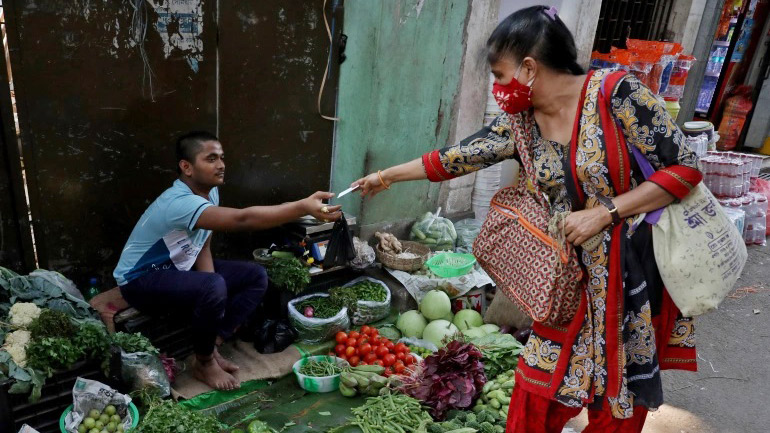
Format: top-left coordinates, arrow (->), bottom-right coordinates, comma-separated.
752,178 -> 770,236
453,219 -> 483,252
397,336 -> 439,353
288,293 -> 350,344
339,276 -> 391,325
254,318 -> 298,354
64,377 -> 134,433
121,351 -> 171,397
409,208 -> 457,251
350,236 -> 376,270
323,213 -> 356,268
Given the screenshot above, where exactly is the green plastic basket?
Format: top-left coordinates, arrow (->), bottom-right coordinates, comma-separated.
60,402 -> 139,433
425,253 -> 477,278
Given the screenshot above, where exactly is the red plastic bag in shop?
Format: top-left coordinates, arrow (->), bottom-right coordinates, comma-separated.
625,40 -> 683,94
752,178 -> 770,235
717,86 -> 754,151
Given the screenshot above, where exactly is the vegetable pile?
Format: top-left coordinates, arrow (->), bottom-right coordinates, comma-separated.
295,296 -> 343,319
409,211 -> 458,251
329,280 -> 387,312
473,369 -> 515,422
400,340 -> 487,420
298,357 -> 344,377
346,394 -> 433,433
266,257 -> 310,294
428,410 -> 504,433
131,398 -> 221,433
76,404 -> 127,433
0,267 -> 160,402
338,364 -> 390,397
468,333 -> 524,379
332,326 -> 416,377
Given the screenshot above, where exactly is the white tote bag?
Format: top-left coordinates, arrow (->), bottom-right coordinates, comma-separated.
631,146 -> 747,316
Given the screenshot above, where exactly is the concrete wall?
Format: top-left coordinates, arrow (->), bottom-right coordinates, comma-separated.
330,0 -> 496,236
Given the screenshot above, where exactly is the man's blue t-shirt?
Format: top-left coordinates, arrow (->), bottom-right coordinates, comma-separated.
113,180 -> 219,286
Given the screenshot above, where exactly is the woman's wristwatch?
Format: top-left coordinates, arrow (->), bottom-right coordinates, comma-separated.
596,194 -> 621,226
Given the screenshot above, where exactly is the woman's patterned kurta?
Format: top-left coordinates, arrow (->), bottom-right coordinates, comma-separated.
421,69 -> 702,417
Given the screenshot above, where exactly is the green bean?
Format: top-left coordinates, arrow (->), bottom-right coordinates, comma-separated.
298,358 -> 343,377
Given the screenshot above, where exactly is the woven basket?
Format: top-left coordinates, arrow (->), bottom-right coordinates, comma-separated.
376,241 -> 430,272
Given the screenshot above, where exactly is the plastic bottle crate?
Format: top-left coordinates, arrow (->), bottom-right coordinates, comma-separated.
0,358 -> 115,433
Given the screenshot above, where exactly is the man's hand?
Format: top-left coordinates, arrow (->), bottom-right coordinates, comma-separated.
561,206 -> 612,246
302,191 -> 342,222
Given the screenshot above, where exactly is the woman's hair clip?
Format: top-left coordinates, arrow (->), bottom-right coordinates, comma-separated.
543,6 -> 558,21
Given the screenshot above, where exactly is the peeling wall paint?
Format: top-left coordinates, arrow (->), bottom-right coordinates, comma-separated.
148,0 -> 205,73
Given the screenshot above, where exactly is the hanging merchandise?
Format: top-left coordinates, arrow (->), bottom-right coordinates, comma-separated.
717,85 -> 754,150
661,55 -> 696,101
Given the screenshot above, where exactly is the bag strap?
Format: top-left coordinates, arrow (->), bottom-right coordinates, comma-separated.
600,70 -> 664,226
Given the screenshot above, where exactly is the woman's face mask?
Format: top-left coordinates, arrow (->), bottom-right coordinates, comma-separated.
492,62 -> 535,115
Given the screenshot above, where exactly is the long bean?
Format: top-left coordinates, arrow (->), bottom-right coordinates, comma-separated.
350,394 -> 432,433
298,358 -> 343,377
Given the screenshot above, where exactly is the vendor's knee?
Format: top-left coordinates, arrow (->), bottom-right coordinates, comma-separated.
247,262 -> 269,289
197,273 -> 228,312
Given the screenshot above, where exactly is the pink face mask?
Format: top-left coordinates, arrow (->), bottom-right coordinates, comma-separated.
492,63 -> 535,115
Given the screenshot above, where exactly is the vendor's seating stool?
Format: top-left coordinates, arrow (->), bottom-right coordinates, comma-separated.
90,287 -> 195,359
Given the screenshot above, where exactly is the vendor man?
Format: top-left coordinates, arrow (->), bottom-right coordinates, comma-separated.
113,131 -> 341,390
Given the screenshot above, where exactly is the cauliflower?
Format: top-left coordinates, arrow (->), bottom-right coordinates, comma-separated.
5,329 -> 31,347
9,302 -> 41,327
5,344 -> 27,367
3,329 -> 32,367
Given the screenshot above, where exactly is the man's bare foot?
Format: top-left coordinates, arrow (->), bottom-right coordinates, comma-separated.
192,356 -> 239,390
213,346 -> 240,373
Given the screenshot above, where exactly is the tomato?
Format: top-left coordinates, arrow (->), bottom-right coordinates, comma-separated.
345,346 -> 356,357
335,344 -> 346,355
385,341 -> 395,351
335,332 -> 348,344
375,346 -> 390,358
360,325 -> 372,335
346,338 -> 358,347
404,355 -> 416,366
374,359 -> 385,367
382,354 -> 397,367
358,338 -> 369,348
396,352 -> 406,361
393,361 -> 406,374
358,343 -> 373,356
364,353 -> 378,364
369,329 -> 379,338
394,343 -> 409,354
349,356 -> 360,367
349,331 -> 361,339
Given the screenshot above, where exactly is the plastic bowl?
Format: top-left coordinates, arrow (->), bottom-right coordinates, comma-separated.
60,402 -> 139,433
292,355 -> 349,393
425,252 -> 477,278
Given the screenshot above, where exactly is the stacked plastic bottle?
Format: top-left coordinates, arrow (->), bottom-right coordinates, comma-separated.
702,151 -> 767,245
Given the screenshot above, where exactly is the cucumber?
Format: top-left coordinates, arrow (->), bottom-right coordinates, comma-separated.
412,228 -> 427,240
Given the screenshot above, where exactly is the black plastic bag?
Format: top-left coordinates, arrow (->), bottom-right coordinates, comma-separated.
323,212 -> 356,268
253,318 -> 298,354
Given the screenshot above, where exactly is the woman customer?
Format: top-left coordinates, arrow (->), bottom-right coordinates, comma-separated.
354,6 -> 701,433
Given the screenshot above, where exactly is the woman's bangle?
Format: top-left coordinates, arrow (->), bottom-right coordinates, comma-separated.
377,170 -> 391,189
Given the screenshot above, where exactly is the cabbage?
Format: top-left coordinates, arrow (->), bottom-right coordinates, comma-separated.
396,310 -> 428,338
422,320 -> 459,348
419,290 -> 451,321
